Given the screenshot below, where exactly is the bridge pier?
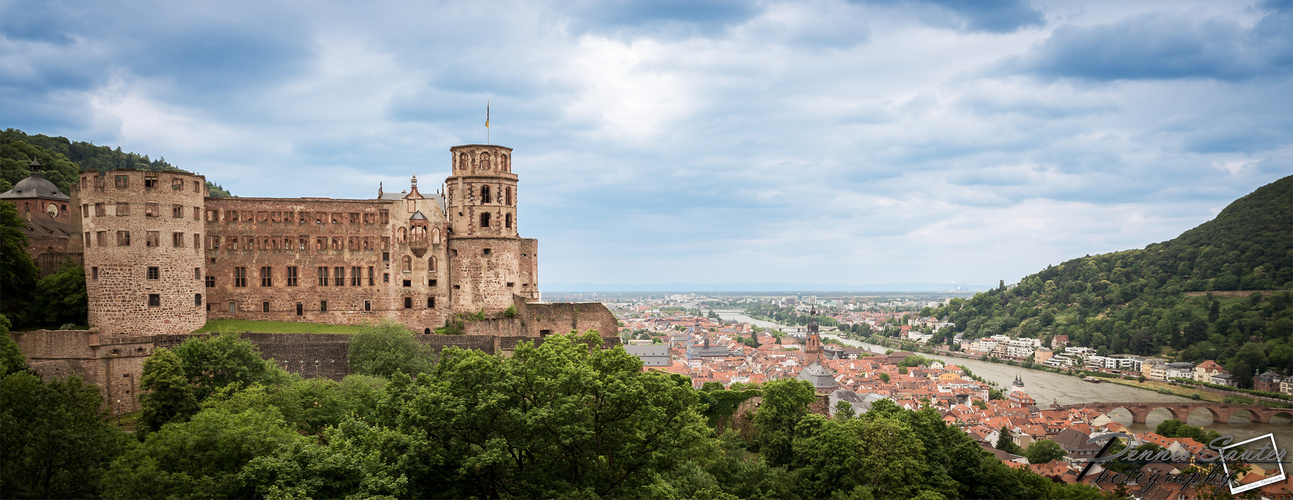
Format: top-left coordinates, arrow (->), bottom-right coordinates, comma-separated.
1127,408 -> 1152,424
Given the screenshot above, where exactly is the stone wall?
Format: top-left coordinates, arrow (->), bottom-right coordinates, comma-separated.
79,169 -> 208,337
516,299 -> 621,338
9,328 -> 625,416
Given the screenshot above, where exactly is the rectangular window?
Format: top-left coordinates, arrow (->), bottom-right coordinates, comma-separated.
365,301 -> 371,311
379,209 -> 389,224
226,210 -> 238,222
115,175 -> 128,188
173,232 -> 184,247
193,233 -> 200,249
206,209 -> 218,222
92,267 -> 98,280
334,266 -> 345,287
229,302 -> 237,314
316,237 -> 326,250
145,231 -> 159,247
318,267 -> 328,286
115,202 -> 129,216
172,204 -> 183,218
384,273 -> 389,283
403,279 -> 411,287
195,267 -> 201,280
262,301 -> 270,313
195,294 -> 202,306
351,266 -> 362,286
364,213 -> 375,224
148,294 -> 160,307
205,276 -> 215,287
299,236 -> 308,250
260,266 -> 272,287
144,173 -> 158,188
194,180 -> 200,192
241,211 -> 252,222
117,230 -> 131,246
95,203 -> 106,216
193,207 -> 200,220
286,266 -> 298,287
428,297 -> 435,308
349,212 -> 359,224
82,204 -> 89,217
84,231 -> 91,247
227,236 -> 239,250
234,267 -> 247,287
332,236 -> 342,250
257,211 -> 269,223
298,211 -> 309,224
320,301 -> 328,312
145,203 -> 159,217
429,279 -> 437,287
97,231 -> 107,246
404,297 -> 412,309
368,266 -> 374,286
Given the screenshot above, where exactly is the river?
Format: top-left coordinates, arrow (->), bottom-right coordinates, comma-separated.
716,311 -> 1291,452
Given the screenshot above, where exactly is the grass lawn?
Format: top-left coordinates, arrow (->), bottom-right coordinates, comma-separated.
192,319 -> 361,334
1104,377 -> 1225,403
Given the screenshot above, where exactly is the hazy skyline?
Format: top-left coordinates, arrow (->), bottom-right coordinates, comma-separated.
3,0 -> 1289,290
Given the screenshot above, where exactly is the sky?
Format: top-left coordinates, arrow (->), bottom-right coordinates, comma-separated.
2,0 -> 1290,291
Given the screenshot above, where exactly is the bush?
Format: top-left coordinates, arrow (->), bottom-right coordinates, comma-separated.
348,321 -> 434,378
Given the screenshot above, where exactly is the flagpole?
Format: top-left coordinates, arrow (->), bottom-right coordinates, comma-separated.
486,101 -> 490,144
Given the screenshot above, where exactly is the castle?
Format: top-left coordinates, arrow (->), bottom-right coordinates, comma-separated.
4,142 -> 619,416
68,143 -> 613,338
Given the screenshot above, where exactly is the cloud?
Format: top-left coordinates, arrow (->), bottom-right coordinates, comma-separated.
1010,7 -> 1293,81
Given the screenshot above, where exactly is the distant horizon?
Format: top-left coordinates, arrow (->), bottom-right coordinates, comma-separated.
541,282 -> 991,293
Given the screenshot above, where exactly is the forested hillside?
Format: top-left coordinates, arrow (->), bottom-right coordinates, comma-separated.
0,128 -> 230,197
925,176 -> 1293,387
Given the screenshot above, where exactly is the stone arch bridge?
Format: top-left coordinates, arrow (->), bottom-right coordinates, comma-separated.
1053,402 -> 1293,424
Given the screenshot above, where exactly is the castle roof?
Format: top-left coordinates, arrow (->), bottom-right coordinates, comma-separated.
0,169 -> 69,201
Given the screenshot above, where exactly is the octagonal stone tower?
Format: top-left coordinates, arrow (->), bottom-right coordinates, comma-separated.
444,145 -> 538,312
79,169 -> 208,336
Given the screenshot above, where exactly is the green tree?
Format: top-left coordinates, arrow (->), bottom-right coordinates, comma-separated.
753,378 -> 815,467
0,315 -> 27,376
103,407 -> 307,499
1025,439 -> 1066,464
0,202 -> 39,326
348,320 -> 435,378
34,257 -> 88,326
879,372 -> 891,383
995,426 -> 1021,455
138,348 -> 199,434
172,333 -> 288,401
1,372 -> 128,499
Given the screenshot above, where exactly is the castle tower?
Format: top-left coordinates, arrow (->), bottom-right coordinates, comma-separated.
444,145 -> 538,312
79,169 -> 208,336
805,303 -> 822,363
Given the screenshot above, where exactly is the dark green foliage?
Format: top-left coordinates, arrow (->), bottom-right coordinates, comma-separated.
996,425 -> 1022,455
1155,419 -> 1222,446
138,348 -> 199,434
931,176 -> 1293,384
348,320 -> 435,377
103,407 -> 306,499
34,257 -> 88,326
753,378 -> 816,467
0,315 -> 26,376
0,371 -> 128,499
0,202 -> 40,325
1025,439 -> 1067,464
699,385 -> 761,427
1,128 -> 231,197
172,333 -> 289,401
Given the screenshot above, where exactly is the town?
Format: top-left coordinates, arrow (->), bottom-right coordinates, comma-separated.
595,292 -> 1293,498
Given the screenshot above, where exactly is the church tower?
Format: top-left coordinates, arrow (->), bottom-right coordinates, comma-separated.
444,145 -> 538,313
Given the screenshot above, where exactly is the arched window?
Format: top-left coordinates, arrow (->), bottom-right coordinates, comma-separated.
459,152 -> 468,170
505,187 -> 512,206
402,256 -> 412,272
505,213 -> 512,229
429,256 -> 437,272
432,228 -> 441,244
396,227 -> 407,242
480,212 -> 491,228
481,186 -> 491,204
501,154 -> 509,172
480,152 -> 491,170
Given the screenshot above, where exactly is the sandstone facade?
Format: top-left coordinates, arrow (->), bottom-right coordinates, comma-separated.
75,144 -> 597,338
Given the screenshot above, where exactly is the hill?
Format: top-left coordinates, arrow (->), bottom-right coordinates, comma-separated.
922,176 -> 1293,387
0,128 -> 230,197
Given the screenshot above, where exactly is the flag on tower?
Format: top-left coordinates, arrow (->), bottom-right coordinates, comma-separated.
485,101 -> 490,129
